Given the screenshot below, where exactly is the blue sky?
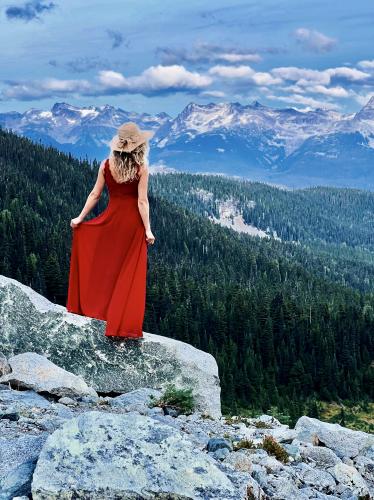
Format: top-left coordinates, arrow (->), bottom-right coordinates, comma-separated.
0,0 -> 373,116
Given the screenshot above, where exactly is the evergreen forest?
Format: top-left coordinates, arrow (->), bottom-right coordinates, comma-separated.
0,128 -> 373,427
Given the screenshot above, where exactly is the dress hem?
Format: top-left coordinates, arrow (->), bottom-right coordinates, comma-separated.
66,307 -> 144,338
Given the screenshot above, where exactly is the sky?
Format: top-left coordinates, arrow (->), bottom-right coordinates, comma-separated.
0,0 -> 373,117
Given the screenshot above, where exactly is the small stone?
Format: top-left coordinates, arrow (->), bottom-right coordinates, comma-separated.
282,443 -> 301,460
57,396 -> 77,406
0,352 -> 11,376
210,447 -> 231,461
0,408 -> 20,421
207,437 -> 233,452
224,450 -> 253,472
145,407 -> 164,417
245,476 -> 267,500
163,406 -> 180,417
78,394 -> 100,404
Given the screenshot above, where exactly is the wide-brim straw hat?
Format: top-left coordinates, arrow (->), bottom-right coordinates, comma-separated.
109,121 -> 155,153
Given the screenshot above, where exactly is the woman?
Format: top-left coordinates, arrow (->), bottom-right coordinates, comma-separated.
66,122 -> 155,340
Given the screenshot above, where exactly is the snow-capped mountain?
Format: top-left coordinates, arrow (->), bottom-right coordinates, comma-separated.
151,97 -> 374,188
1,98 -> 374,188
0,103 -> 171,160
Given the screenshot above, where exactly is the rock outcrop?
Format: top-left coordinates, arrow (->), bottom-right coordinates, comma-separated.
0,352 -> 97,398
0,276 -> 373,499
0,275 -> 221,418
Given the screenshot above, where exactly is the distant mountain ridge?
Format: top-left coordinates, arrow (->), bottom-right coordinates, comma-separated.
0,102 -> 171,161
1,97 -> 374,189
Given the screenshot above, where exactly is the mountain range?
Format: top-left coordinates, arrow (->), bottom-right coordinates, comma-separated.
1,97 -> 374,189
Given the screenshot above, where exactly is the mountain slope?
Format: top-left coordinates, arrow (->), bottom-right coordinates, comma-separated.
0,128 -> 373,417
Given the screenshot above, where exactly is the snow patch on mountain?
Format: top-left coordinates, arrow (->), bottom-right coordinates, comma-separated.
190,187 -> 214,202
209,198 -> 270,238
190,188 -> 279,239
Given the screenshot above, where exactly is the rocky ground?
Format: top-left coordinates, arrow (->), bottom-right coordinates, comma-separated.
0,276 -> 373,499
0,351 -> 373,500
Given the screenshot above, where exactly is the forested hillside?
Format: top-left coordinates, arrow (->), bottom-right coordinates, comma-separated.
150,173 -> 374,293
0,128 -> 373,425
150,172 -> 374,250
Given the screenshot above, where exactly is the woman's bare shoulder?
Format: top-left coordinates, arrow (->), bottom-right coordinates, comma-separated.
138,162 -> 149,177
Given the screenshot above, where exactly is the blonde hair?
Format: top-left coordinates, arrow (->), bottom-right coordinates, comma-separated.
109,141 -> 149,183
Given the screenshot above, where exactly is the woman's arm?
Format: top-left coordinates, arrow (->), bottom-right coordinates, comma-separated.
70,160 -> 106,228
137,164 -> 155,244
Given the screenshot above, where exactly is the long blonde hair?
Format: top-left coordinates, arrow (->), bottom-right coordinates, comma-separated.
109,141 -> 149,183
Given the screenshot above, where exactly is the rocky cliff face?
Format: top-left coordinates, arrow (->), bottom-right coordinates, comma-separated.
0,275 -> 221,418
0,276 -> 373,499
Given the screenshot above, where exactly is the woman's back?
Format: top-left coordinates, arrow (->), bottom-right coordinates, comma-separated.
104,158 -> 139,199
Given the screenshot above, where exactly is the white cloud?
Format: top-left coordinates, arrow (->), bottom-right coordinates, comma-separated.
98,65 -> 212,93
307,84 -> 350,98
200,90 -> 226,97
271,65 -> 370,89
271,66 -> 330,85
352,92 -> 374,106
293,28 -> 337,53
209,64 -> 254,78
357,59 -> 374,70
268,92 -> 340,110
209,65 -> 282,85
1,64 -> 213,100
251,72 -> 282,86
97,70 -> 126,88
2,78 -> 91,100
280,82 -> 350,98
157,42 -> 262,66
325,66 -> 370,82
217,53 -> 262,63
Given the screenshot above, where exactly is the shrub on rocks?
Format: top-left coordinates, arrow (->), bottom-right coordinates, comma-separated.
262,435 -> 290,463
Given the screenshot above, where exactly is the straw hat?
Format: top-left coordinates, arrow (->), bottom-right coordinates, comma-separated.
109,122 -> 155,153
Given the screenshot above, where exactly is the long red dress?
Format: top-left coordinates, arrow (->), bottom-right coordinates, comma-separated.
66,158 -> 147,338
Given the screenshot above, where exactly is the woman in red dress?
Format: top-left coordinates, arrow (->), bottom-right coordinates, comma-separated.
66,122 -> 155,340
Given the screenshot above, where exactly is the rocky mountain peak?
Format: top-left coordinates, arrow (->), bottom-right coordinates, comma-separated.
355,95 -> 374,121
51,102 -> 76,114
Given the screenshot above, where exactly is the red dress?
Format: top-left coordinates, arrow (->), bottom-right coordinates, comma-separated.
66,158 -> 147,338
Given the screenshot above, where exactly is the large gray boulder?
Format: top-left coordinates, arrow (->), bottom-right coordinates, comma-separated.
0,275 -> 221,418
295,416 -> 374,459
31,410 -> 249,499
0,352 -> 97,398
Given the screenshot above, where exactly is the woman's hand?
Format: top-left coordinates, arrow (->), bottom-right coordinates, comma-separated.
145,229 -> 155,245
70,216 -> 84,228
